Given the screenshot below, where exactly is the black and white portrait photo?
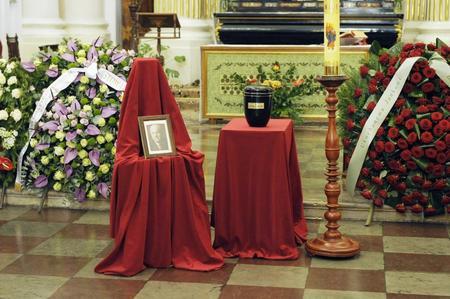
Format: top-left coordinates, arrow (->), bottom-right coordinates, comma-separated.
138,115 -> 176,158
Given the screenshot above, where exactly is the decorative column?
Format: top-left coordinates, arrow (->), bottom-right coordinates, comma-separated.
62,0 -> 110,43
21,0 -> 66,59
143,0 -> 221,85
402,0 -> 450,43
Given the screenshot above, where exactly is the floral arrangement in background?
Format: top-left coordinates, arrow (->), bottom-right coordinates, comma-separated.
230,62 -> 323,122
338,40 -> 449,216
0,58 -> 36,189
21,38 -> 135,201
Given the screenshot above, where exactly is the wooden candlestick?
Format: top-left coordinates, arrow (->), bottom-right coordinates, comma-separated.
305,75 -> 360,258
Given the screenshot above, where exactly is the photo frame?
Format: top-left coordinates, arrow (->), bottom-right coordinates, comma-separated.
138,114 -> 177,158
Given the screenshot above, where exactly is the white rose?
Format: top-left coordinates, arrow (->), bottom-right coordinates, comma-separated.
80,139 -> 88,148
111,146 -> 116,155
105,133 -> 114,142
30,138 -> 38,148
78,150 -> 88,159
99,164 -> 110,174
33,58 -> 42,66
41,156 -> 50,165
11,88 -> 22,99
99,84 -> 109,93
83,105 -> 92,112
80,76 -> 89,84
80,118 -> 89,126
54,146 -> 65,156
10,109 -> 22,122
7,76 -> 17,86
0,72 -> 5,85
66,141 -> 76,148
55,131 -> 65,140
53,171 -> 65,181
85,171 -> 95,181
53,182 -> 62,191
77,49 -> 86,58
67,96 -> 76,103
93,97 -> 102,105
87,190 -> 96,199
96,136 -> 105,144
46,111 -> 53,118
97,118 -> 106,127
70,119 -> 78,127
76,57 -> 87,65
0,88 -> 3,97
82,158 -> 91,166
2,136 -> 15,149
0,110 -> 8,120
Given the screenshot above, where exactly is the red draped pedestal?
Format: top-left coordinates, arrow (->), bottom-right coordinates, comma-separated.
95,58 -> 223,276
212,118 -> 307,260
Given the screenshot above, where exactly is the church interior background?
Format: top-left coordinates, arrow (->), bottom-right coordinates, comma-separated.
0,0 -> 449,298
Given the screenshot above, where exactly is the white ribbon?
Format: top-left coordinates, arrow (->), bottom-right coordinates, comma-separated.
15,63 -> 127,190
346,54 -> 450,196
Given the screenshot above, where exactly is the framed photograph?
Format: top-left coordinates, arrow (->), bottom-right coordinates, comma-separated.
138,115 -> 177,158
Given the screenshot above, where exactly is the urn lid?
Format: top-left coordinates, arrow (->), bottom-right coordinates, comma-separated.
244,85 -> 273,95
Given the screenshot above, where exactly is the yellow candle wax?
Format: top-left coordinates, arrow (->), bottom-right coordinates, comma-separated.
324,0 -> 340,75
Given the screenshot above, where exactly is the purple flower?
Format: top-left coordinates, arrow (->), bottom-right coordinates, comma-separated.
74,73 -> 83,83
65,131 -> 78,141
41,53 -> 51,62
97,182 -> 109,198
96,77 -> 105,85
87,46 -> 98,61
70,99 -> 81,112
46,68 -> 59,78
89,149 -> 100,166
74,187 -> 86,202
111,52 -> 126,64
34,175 -> 48,188
86,87 -> 96,99
54,102 -> 68,116
64,148 -> 78,164
92,37 -> 104,47
35,143 -> 50,150
42,120 -> 59,132
64,165 -> 73,178
21,61 -> 36,72
67,39 -> 78,52
101,107 -> 117,118
61,53 -> 76,62
85,124 -> 100,136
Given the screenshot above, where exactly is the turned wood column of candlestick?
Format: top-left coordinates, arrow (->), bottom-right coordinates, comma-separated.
305,75 -> 360,258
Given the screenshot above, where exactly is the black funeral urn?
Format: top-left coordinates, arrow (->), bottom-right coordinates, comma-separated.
244,85 -> 273,127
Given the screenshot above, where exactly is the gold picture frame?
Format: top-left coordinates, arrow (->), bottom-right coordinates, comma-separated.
138,114 -> 177,158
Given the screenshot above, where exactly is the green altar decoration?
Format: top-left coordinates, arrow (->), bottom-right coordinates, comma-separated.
201,45 -> 369,120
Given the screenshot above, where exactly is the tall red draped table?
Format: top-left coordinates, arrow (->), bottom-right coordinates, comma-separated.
212,118 -> 308,260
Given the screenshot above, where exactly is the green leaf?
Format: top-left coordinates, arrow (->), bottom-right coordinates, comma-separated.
436,38 -> 448,48
369,41 -> 382,55
174,56 -> 186,63
388,42 -> 403,56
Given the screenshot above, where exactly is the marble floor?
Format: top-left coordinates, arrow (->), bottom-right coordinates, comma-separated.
0,207 -> 449,298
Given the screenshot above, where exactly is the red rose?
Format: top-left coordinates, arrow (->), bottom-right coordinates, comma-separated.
375,71 -> 384,81
439,120 -> 449,131
382,77 -> 391,87
416,42 -> 426,49
441,195 -> 450,205
427,43 -> 436,50
416,105 -> 429,113
369,78 -> 377,86
412,146 -> 424,158
366,101 -> 376,112
343,137 -> 351,148
389,56 -> 399,66
422,180 -> 433,189
344,155 -> 350,168
398,138 -> 409,149
417,97 -> 429,105
346,120 -> 355,131
446,134 -> 450,145
421,82 -> 435,93
427,104 -> 439,112
407,132 -> 418,144
433,164 -> 444,176
369,150 -> 378,159
378,53 -> 390,65
385,141 -> 395,153
395,115 -> 404,125
405,119 -> 417,130
410,49 -> 424,57
388,160 -> 400,170
423,67 -> 436,78
431,112 -> 443,121
434,179 -> 447,190
412,175 -> 424,185
440,79 -> 449,90
401,109 -> 412,119
402,194 -> 414,205
375,140 -> 385,153
372,176 -> 383,185
411,203 -> 423,213
373,160 -> 384,170
361,189 -> 373,200
373,198 -> 384,207
347,104 -> 356,114
435,140 -> 446,151
396,182 -> 407,192
403,43 -> 414,51
402,83 -> 414,94
436,152 -> 447,164
368,84 -> 378,94
432,96 -> 444,105
356,180 -> 366,189
360,65 -> 369,77
378,189 -> 388,199
398,165 -> 407,174
434,125 -> 444,137
395,98 -> 406,108
425,148 -> 437,159
361,167 -> 371,177
388,128 -> 399,139
421,131 -> 434,144
400,150 -> 412,161
387,174 -> 399,184
353,88 -> 363,98
395,204 -> 406,213
419,118 -> 433,131
360,117 -> 367,127
387,66 -> 396,76
424,207 -> 437,216
410,72 -> 423,84
376,127 -> 385,137
406,160 -> 417,170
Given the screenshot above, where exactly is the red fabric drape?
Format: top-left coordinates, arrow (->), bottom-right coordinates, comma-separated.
95,58 -> 224,276
212,118 -> 307,259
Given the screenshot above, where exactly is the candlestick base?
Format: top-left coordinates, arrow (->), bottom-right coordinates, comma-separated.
305,74 -> 360,258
